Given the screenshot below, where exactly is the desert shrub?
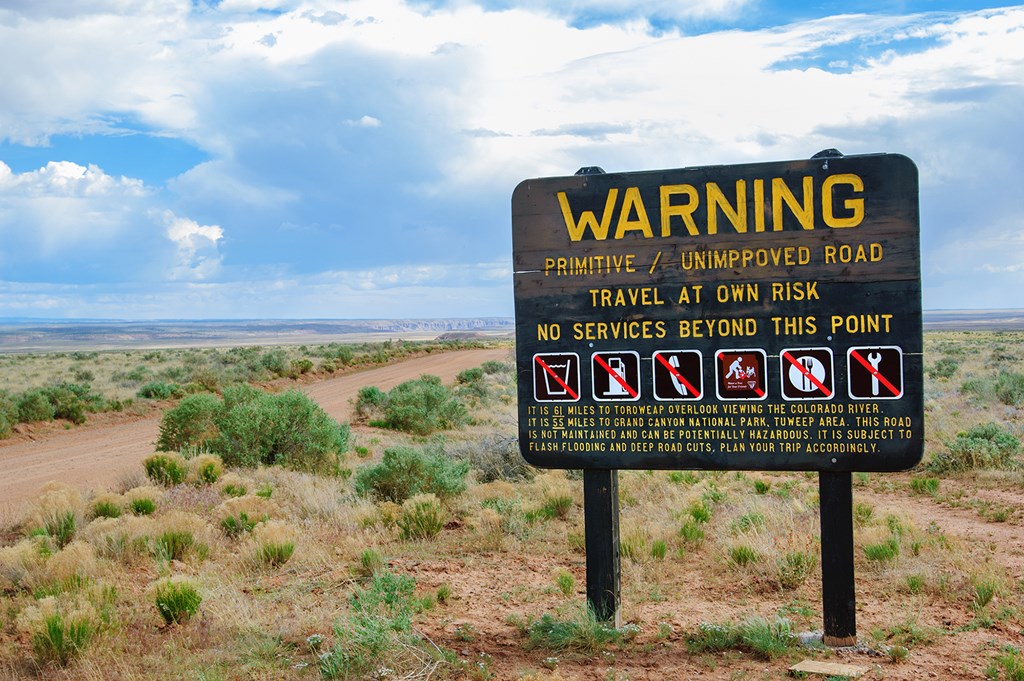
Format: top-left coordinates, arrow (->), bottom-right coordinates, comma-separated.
448,434 -> 534,483
354,445 -> 469,503
928,358 -> 959,380
397,494 -> 445,540
214,390 -> 348,473
0,390 -> 18,437
42,383 -> 101,425
928,422 -> 1021,473
156,393 -> 221,452
456,367 -> 488,401
353,386 -> 387,419
143,453 -> 188,487
156,388 -> 348,474
996,371 -> 1024,406
260,349 -> 289,377
137,381 -> 185,400
154,578 -> 202,625
481,360 -> 510,374
17,389 -> 56,422
775,549 -> 818,589
291,358 -> 314,375
320,569 -> 442,679
359,375 -> 470,435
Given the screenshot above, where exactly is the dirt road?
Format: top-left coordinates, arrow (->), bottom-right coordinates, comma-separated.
0,347 -> 511,515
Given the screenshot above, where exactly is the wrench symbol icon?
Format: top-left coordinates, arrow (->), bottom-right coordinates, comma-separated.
867,352 -> 883,396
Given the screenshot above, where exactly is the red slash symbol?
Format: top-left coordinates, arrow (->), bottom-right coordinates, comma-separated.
850,349 -> 900,397
594,354 -> 638,398
535,356 -> 578,400
655,352 -> 701,398
782,351 -> 832,397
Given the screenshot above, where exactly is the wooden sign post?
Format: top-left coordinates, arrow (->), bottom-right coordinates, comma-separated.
511,152 -> 923,641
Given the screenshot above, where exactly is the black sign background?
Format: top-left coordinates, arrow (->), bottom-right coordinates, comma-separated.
512,153 -> 923,472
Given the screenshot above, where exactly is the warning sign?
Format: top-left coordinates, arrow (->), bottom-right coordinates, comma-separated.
533,353 -> 580,402
715,350 -> 767,401
780,348 -> 834,401
848,346 -> 904,399
592,351 -> 641,401
512,152 -> 923,472
652,350 -> 703,401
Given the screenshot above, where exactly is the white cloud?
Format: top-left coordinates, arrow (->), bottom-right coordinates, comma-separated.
163,211 -> 224,281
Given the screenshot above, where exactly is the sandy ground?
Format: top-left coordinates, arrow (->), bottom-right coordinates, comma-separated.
0,347 -> 510,517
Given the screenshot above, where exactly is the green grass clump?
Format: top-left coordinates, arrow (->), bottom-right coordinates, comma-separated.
143,453 -> 188,487
220,512 -> 262,538
687,616 -> 795,660
863,537 -> 901,564
26,609 -> 97,666
154,578 -> 202,625
524,605 -> 635,654
354,445 -> 469,504
91,499 -> 122,520
154,530 -> 197,562
129,497 -> 156,515
910,477 -> 940,496
397,494 -> 445,541
729,545 -> 761,567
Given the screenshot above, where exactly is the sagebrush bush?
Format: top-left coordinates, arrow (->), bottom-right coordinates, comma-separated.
17,389 -> 56,422
156,393 -> 221,452
158,387 -> 347,474
154,577 -> 202,625
143,452 -> 189,486
320,568 -> 443,679
215,390 -> 348,473
354,445 -> 469,503
137,381 -> 185,400
356,375 -> 470,435
928,422 -> 1021,473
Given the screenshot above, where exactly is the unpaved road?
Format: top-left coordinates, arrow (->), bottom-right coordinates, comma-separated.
0,348 -> 510,515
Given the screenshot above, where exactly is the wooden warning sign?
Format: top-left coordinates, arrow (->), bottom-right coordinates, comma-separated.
512,153 -> 923,472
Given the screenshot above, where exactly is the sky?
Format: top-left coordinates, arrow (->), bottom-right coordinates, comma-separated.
0,1 -> 1022,320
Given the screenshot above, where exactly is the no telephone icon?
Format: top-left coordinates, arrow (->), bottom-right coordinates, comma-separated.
652,350 -> 703,401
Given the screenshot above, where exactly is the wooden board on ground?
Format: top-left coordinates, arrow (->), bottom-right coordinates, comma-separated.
789,659 -> 869,677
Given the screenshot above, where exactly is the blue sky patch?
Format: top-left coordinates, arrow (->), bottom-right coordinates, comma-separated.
0,132 -> 208,186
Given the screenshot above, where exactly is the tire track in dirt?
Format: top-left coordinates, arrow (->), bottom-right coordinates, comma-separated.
0,347 -> 511,517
